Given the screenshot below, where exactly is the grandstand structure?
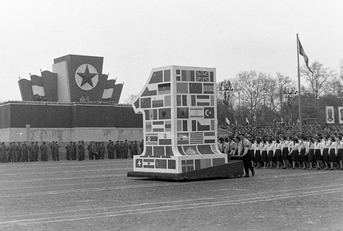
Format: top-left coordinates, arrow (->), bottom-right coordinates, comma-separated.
0,54 -> 143,143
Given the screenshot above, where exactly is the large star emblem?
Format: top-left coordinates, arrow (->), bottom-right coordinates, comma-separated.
75,64 -> 99,90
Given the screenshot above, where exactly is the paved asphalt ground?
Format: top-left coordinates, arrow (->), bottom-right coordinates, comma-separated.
0,160 -> 342,231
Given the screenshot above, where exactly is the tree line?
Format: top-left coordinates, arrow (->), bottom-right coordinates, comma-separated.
217,60 -> 343,126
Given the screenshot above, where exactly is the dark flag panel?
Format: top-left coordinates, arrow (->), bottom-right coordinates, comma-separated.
112,83 -> 123,103
41,71 -> 58,101
18,79 -> 34,101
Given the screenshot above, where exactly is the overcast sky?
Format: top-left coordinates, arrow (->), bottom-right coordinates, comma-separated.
1,0 -> 342,103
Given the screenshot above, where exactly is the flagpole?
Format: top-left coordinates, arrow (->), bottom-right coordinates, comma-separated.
297,34 -> 303,134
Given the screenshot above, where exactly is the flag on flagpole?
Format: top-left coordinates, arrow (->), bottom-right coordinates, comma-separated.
298,38 -> 312,73
226,117 -> 230,125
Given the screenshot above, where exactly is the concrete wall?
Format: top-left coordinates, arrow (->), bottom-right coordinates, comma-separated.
0,127 -> 143,143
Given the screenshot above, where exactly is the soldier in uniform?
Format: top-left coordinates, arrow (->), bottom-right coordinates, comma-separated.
129,141 -> 134,158
66,142 -> 72,160
139,139 -> 144,154
100,142 -> 105,159
21,142 -> 28,162
9,142 -> 16,162
77,141 -> 84,161
107,140 -> 112,159
34,141 -> 39,161
54,141 -> 60,161
29,142 -> 35,161
88,141 -> 94,160
119,141 -> 124,159
133,140 -> 138,156
123,140 -> 129,159
40,142 -> 48,161
114,141 -> 120,159
0,142 -> 7,163
72,142 -> 77,160
51,141 -> 56,160
16,142 -> 21,162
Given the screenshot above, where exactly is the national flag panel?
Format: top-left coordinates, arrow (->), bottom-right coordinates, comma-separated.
146,122 -> 152,132
190,132 -> 203,144
182,159 -> 194,172
143,159 -> 155,168
189,83 -> 202,93
181,70 -> 191,81
198,145 -> 215,154
153,146 -> 165,157
145,109 -> 158,120
203,83 -> 214,94
165,120 -> 171,132
204,131 -> 216,143
159,108 -> 171,119
152,99 -> 163,108
197,120 -> 211,131
204,107 -> 214,119
164,69 -> 171,82
149,71 -> 163,84
183,146 -> 199,155
177,83 -> 188,93
146,133 -> 158,145
164,95 -> 171,106
195,71 -> 210,82
177,133 -> 189,144
196,95 -> 211,106
177,108 -> 189,118
141,98 -> 151,108
156,159 -> 167,169
136,159 -> 143,168
158,83 -> 171,95
152,121 -> 164,132
189,108 -> 203,118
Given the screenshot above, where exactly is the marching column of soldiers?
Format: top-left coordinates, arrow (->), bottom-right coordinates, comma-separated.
0,140 -> 142,163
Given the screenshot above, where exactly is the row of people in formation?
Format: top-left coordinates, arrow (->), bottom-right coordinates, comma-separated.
0,140 -> 144,163
218,134 -> 343,171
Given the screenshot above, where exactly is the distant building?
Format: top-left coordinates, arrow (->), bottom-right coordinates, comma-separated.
0,55 -> 142,143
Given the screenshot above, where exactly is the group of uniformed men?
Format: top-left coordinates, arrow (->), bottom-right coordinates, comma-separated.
0,141 -> 56,163
0,140 -> 143,163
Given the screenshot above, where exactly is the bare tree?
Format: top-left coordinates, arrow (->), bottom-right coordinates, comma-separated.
301,61 -> 337,100
232,71 -> 271,124
124,94 -> 137,104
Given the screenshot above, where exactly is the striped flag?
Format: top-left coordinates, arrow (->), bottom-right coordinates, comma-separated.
158,83 -> 171,94
143,159 -> 155,168
152,121 -> 164,132
196,95 -> 212,106
190,132 -> 203,144
204,131 -> 216,144
190,108 -> 204,118
146,133 -> 158,145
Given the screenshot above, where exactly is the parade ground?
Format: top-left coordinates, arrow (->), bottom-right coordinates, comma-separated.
0,160 -> 342,231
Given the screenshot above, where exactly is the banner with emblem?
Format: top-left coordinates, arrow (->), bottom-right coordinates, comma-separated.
338,107 -> 343,124
325,106 -> 335,124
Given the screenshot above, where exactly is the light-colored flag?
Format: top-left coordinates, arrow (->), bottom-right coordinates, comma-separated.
246,117 -> 249,124
226,117 -> 230,125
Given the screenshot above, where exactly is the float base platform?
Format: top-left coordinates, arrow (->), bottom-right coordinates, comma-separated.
127,160 -> 243,181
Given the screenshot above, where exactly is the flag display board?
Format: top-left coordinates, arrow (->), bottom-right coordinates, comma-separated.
132,66 -> 227,174
326,106 -> 335,124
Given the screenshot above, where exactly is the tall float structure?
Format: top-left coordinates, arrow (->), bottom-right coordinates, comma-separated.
127,66 -> 243,180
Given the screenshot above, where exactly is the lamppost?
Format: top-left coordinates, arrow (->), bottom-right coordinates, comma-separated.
283,87 -> 298,124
